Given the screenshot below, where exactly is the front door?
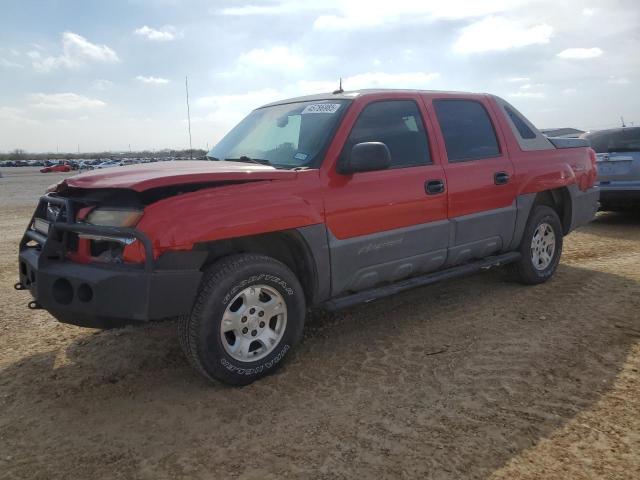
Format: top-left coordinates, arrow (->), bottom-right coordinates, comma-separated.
323,97 -> 449,295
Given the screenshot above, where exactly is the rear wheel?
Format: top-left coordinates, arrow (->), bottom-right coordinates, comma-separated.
511,205 -> 563,285
179,254 -> 305,386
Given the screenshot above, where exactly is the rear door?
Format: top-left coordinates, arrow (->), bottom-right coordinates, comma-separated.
426,95 -> 518,266
323,96 -> 449,295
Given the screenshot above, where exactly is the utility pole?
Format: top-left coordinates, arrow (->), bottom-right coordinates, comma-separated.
621,116 -> 626,127
185,76 -> 193,160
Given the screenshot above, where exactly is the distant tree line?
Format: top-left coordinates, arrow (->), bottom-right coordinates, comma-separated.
0,148 -> 208,161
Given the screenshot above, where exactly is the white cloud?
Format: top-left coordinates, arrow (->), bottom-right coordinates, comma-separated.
31,32 -> 119,72
218,46 -> 316,79
519,83 -> 544,90
0,57 -> 23,68
506,76 -> 530,83
136,75 -> 170,84
134,25 -> 177,41
220,2 -> 318,16
341,71 -> 440,89
92,79 -> 114,90
607,76 -> 630,85
196,88 -> 281,110
218,0 -> 533,30
556,47 -> 603,59
0,107 -> 40,125
28,93 -> 107,110
454,16 -> 553,53
312,1 -> 528,30
508,91 -> 545,99
562,88 -> 577,94
237,46 -> 306,71
582,7 -> 597,16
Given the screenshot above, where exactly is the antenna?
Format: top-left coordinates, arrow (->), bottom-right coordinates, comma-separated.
332,77 -> 344,94
185,75 -> 193,160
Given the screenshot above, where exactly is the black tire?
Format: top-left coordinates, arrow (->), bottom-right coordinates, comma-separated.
179,254 -> 305,386
511,205 -> 563,285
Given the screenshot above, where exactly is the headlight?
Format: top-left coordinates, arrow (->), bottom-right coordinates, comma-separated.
85,208 -> 143,227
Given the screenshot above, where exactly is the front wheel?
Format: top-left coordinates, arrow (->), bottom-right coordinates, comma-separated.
511,205 -> 563,285
179,254 -> 306,386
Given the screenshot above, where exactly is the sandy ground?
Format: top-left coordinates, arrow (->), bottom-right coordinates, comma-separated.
1,167 -> 639,480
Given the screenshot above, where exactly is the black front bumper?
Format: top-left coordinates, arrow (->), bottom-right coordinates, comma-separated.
18,194 -> 204,328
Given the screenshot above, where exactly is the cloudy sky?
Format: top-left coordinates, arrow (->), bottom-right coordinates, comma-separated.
1,0 -> 638,153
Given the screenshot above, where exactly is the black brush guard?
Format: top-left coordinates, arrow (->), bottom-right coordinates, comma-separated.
17,194 -> 204,327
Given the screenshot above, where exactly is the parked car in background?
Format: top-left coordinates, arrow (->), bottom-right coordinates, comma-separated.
78,161 -> 90,170
95,161 -> 122,169
18,89 -> 599,385
582,126 -> 640,210
40,162 -> 71,173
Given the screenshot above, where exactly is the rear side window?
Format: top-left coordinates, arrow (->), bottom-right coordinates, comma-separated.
504,105 -> 536,139
434,100 -> 500,162
583,127 -> 640,153
344,100 -> 431,168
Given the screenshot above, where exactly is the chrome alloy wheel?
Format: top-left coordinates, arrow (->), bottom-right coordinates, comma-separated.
220,284 -> 287,362
531,222 -> 556,271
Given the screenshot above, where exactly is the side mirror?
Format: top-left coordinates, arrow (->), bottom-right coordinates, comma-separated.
339,142 -> 391,174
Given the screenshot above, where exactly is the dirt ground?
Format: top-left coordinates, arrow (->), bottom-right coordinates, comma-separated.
1,167 -> 639,480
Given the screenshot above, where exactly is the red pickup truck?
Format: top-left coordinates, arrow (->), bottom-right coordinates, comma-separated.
17,90 -> 599,385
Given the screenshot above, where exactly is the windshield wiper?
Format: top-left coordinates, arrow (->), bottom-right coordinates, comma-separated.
224,155 -> 272,167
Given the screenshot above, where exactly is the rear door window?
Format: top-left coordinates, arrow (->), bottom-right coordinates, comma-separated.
433,100 -> 501,162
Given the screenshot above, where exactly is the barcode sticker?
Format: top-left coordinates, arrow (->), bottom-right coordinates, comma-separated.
301,103 -> 341,114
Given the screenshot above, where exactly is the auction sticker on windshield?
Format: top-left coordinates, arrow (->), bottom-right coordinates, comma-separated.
301,103 -> 341,114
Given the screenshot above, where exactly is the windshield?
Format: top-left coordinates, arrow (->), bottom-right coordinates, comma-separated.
207,99 -> 350,168
583,127 -> 640,153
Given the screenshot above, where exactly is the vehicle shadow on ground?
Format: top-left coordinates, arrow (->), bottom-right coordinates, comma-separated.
2,263 -> 639,479
585,210 -> 640,236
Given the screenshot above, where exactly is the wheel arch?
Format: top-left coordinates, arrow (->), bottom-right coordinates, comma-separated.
533,187 -> 572,235
194,227 -> 327,305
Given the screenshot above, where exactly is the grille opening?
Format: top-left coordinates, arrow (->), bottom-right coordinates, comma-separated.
90,240 -> 125,263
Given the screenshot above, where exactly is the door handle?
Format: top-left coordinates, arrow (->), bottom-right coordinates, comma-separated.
494,171 -> 510,185
425,179 -> 445,195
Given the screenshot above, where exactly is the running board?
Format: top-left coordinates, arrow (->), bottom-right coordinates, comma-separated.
322,251 -> 522,312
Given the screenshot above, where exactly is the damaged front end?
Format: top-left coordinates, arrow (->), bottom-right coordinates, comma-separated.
17,190 -> 205,328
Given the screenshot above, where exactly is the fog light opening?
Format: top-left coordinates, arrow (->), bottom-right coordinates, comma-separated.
52,278 -> 73,305
78,283 -> 93,303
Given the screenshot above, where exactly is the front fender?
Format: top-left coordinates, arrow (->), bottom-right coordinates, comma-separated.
124,180 -> 323,261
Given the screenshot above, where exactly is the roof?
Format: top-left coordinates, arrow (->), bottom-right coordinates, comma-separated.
259,89 -> 483,108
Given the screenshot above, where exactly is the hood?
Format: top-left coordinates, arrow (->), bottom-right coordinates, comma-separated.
60,160 -> 297,192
